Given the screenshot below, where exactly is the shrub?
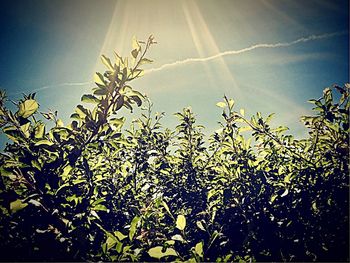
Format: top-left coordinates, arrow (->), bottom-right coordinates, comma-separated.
0,36 -> 348,262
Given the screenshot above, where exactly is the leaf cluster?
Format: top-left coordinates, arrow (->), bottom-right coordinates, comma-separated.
0,36 -> 348,262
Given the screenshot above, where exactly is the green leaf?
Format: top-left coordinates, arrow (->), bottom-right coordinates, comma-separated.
308,99 -> 318,104
131,49 -> 139,59
116,240 -> 123,253
280,188 -> 289,197
10,199 -> 28,214
56,119 -> 64,127
93,72 -> 105,86
81,94 -> 100,104
195,242 -> 204,257
93,204 -> 108,211
55,182 -> 69,195
216,102 -> 226,108
101,55 -> 114,71
110,117 -> 125,130
239,126 -> 252,132
75,105 -> 88,118
3,126 -> 22,143
228,99 -> 235,109
196,221 -> 206,231
129,216 -> 140,240
18,99 -> 39,118
148,246 -> 177,259
93,87 -> 108,96
171,234 -> 185,242
284,174 -> 291,184
114,231 -> 127,241
273,126 -> 289,134
20,122 -> 31,138
70,113 -> 81,120
239,108 -> 245,116
113,96 -> 124,111
132,69 -> 144,78
130,96 -> 142,107
132,36 -> 141,51
176,214 -> 186,230
270,194 -> 278,204
35,139 -> 54,146
207,189 -> 216,200
62,165 -> 73,180
162,201 -> 173,218
35,123 -> 45,138
28,199 -> 43,208
139,58 -> 153,65
106,236 -> 118,250
266,113 -> 275,123
31,160 -> 41,170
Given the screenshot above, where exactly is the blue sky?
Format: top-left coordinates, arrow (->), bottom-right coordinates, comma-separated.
0,0 -> 348,147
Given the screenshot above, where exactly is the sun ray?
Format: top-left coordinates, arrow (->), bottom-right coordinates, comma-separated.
92,0 -> 131,75
181,1 -> 218,92
181,0 -> 240,96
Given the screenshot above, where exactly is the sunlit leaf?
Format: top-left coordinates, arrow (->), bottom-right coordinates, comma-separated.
10,199 -> 28,214
35,139 -> 54,146
129,216 -> 140,240
106,236 -> 117,250
176,214 -> 186,230
94,72 -> 105,86
196,221 -> 206,231
114,231 -> 127,241
162,201 -> 173,218
101,55 -> 114,71
110,117 -> 125,130
228,99 -> 235,109
35,123 -> 45,138
18,99 -> 39,118
139,58 -> 153,65
270,194 -> 278,204
148,246 -> 177,259
239,126 -> 252,132
171,234 -> 185,242
280,188 -> 289,197
216,102 -> 226,108
81,94 -> 100,104
239,108 -> 245,116
56,119 -> 64,127
132,36 -> 141,51
20,122 -> 30,138
195,242 -> 204,257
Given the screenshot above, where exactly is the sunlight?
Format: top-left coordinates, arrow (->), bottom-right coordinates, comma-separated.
92,1 -> 118,73
88,0 -> 344,128
92,0 -> 130,74
181,0 -> 240,95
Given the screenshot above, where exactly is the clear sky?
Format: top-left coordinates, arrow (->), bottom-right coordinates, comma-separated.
0,0 -> 348,147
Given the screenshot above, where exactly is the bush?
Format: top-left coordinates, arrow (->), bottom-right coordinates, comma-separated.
0,36 -> 348,262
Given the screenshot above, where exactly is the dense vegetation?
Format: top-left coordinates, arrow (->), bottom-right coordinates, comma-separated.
0,36 -> 349,262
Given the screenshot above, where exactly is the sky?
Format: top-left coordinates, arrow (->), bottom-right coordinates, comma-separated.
0,0 -> 348,148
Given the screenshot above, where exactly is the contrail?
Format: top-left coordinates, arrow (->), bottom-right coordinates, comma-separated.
6,31 -> 346,96
145,31 -> 346,74
9,81 -> 92,96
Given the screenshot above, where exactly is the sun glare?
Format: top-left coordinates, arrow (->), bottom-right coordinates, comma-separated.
91,0 -> 341,129
182,0 -> 240,95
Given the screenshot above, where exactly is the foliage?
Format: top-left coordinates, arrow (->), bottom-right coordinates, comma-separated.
0,35 -> 349,262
